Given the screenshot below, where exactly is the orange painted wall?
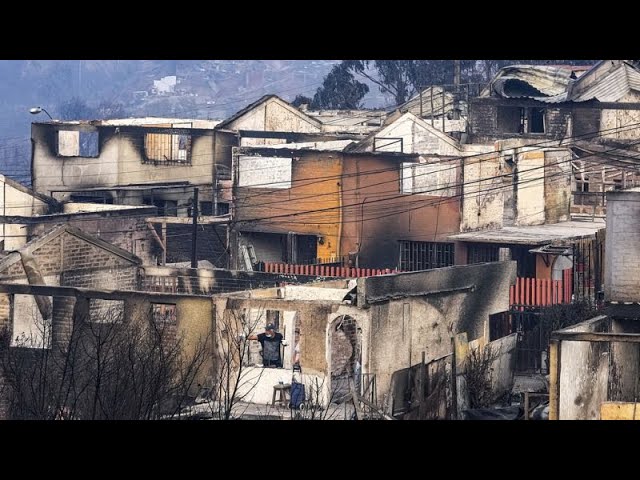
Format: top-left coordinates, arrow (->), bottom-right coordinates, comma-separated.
535,254 -> 553,280
340,154 -> 461,269
235,152 -> 342,260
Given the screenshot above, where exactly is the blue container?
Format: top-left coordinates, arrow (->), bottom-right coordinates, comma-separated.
289,381 -> 305,409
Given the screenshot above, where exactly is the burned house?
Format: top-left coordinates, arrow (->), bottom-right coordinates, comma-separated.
0,224 -> 142,345
31,117 -> 228,211
230,134 -> 466,272
213,261 -> 518,418
0,174 -> 58,250
469,60 -> 640,216
548,188 -> 640,420
30,117 -> 239,267
0,282 -> 214,420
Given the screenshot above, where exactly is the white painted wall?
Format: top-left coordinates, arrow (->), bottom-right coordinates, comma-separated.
0,175 -> 50,250
366,113 -> 462,156
516,151 -> 546,226
238,156 -> 292,188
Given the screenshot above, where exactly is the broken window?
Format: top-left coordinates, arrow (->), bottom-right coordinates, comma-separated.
217,203 -> 230,216
152,303 -> 177,326
266,310 -> 281,331
467,244 -> 500,264
11,294 -> 53,348
510,247 -> 536,277
238,156 -> 292,189
57,130 -> 99,157
399,241 -> 455,271
496,106 -> 546,134
529,108 -> 546,133
575,179 -> 590,206
70,192 -> 112,204
144,133 -> 192,164
199,201 -> 213,216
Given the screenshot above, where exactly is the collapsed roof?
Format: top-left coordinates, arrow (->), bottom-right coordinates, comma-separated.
485,61 -> 640,104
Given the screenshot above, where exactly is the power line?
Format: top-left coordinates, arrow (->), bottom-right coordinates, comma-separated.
233,137 -> 640,225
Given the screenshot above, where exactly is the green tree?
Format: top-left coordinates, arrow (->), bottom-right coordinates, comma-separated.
308,60 -> 599,109
311,63 -> 369,109
291,94 -> 314,108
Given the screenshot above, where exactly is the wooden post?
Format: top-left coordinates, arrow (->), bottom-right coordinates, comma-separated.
450,336 -> 458,420
549,340 -> 561,420
524,391 -> 530,420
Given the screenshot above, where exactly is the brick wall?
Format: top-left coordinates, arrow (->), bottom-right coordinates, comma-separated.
545,108 -> 572,139
0,230 -> 140,343
573,108 -> 601,138
29,216 -> 159,266
469,99 -> 571,141
605,191 -> 640,302
469,101 -> 497,138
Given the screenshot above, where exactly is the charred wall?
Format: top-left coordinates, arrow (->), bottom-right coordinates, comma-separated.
340,154 -> 461,270
234,151 -> 342,261
164,224 -> 229,268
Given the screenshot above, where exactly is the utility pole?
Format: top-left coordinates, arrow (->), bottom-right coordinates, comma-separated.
453,60 -> 461,120
191,187 -> 199,268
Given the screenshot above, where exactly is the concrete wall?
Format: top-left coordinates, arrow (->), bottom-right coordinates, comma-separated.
486,333 -> 517,399
0,175 -> 50,250
460,152 -> 504,231
32,123 -> 118,196
226,98 -> 321,147
558,317 -> 610,420
600,93 -> 640,140
31,123 -> 215,200
214,262 -> 515,410
0,288 -> 214,419
604,190 -> 640,302
341,154 -> 461,269
360,262 -> 516,407
516,150 -> 545,226
609,319 -> 640,403
365,113 -> 462,155
543,149 -> 572,223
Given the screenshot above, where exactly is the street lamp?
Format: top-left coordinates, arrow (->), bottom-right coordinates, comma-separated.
29,107 -> 53,120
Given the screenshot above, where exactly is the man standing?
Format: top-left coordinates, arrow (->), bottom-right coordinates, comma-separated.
248,323 -> 285,368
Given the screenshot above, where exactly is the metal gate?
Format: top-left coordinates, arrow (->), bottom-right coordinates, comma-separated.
490,307 -> 548,374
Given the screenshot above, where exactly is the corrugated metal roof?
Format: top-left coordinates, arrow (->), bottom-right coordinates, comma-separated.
572,63 -> 640,102
489,65 -> 579,99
